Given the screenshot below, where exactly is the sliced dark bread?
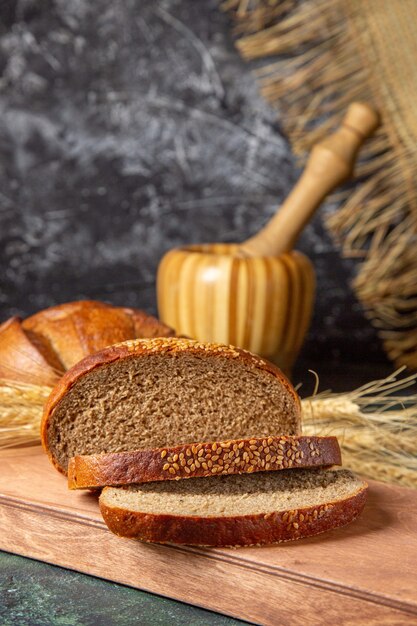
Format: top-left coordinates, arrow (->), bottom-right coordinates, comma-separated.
99,468 -> 367,547
42,338 -> 301,474
68,435 -> 341,489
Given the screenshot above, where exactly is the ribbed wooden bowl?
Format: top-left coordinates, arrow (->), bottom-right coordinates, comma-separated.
157,243 -> 315,373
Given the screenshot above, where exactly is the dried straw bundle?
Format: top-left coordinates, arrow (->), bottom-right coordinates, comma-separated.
0,380 -> 50,449
301,369 -> 417,489
1,370 -> 417,488
223,0 -> 417,370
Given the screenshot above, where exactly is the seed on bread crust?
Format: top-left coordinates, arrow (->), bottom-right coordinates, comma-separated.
68,435 -> 342,490
44,337 -> 302,476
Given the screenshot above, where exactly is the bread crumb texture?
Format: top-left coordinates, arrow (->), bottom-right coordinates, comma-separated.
47,338 -> 300,472
102,468 -> 364,517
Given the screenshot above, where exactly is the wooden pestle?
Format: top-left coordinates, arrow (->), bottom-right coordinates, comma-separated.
157,102 -> 380,373
240,103 -> 380,257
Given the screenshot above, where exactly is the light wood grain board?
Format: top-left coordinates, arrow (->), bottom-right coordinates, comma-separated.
1,446 -> 416,625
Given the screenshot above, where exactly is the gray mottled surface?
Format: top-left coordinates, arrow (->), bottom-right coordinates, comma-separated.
0,0 -> 390,387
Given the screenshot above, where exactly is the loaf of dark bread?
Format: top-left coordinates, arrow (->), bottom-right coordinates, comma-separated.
42,337 -> 301,474
0,300 -> 174,385
99,468 -> 368,547
68,435 -> 341,489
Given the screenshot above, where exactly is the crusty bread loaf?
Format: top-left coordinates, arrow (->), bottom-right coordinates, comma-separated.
42,338 -> 301,474
0,317 -> 61,387
99,468 -> 368,546
0,300 -> 174,385
22,300 -> 174,371
68,435 -> 341,489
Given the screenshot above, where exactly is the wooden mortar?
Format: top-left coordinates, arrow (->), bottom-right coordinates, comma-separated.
157,103 -> 379,373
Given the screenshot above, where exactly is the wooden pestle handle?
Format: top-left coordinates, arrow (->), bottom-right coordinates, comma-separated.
240,103 -> 380,257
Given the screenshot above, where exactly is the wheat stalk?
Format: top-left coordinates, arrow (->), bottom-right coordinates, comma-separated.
301,368 -> 417,488
1,370 -> 416,488
0,380 -> 51,448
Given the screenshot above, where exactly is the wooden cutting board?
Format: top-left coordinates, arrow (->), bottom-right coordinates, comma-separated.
1,446 -> 416,625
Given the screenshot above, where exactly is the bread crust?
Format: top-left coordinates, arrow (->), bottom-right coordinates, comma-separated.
0,317 -> 61,387
0,301 -> 174,387
99,481 -> 368,547
68,435 -> 341,490
23,301 -> 174,371
42,338 -> 302,474
122,307 -> 176,339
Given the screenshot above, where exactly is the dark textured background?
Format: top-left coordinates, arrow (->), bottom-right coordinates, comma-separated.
0,0 -> 390,389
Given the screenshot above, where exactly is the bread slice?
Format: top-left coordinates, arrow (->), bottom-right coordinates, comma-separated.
68,435 -> 341,489
42,338 -> 301,474
99,468 -> 367,547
